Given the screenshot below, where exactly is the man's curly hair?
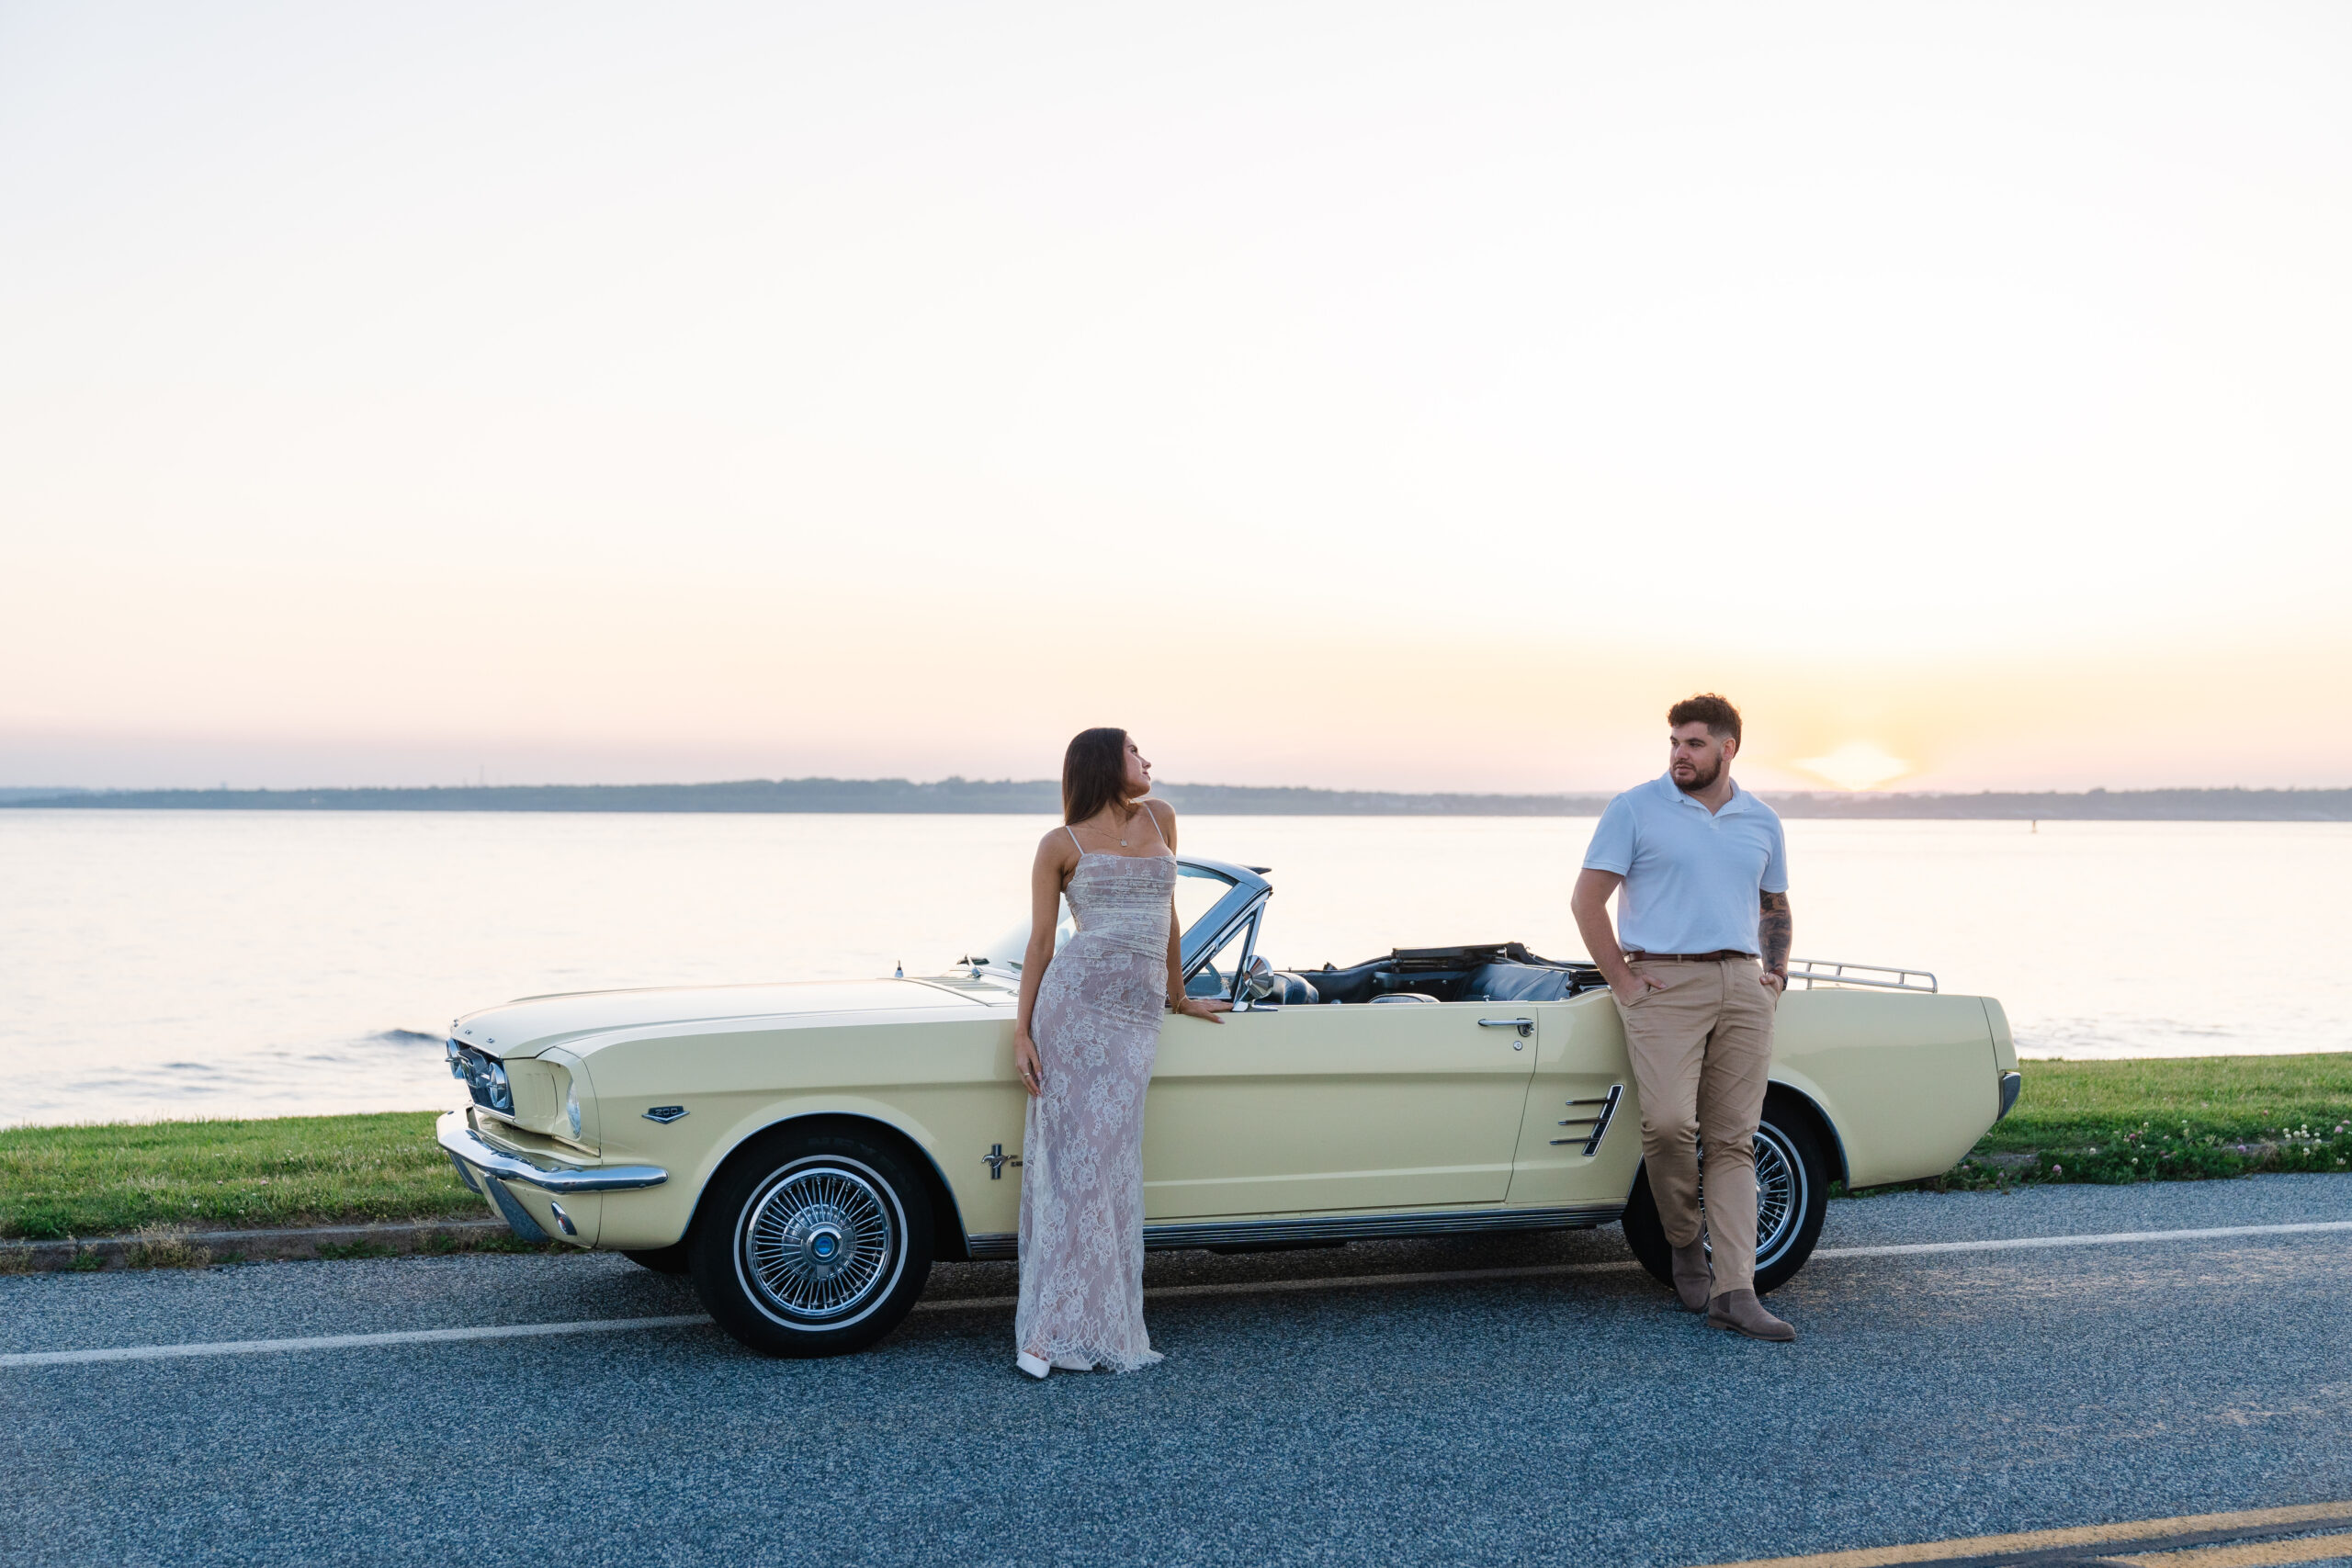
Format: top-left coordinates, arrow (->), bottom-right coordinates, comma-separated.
1667,692 -> 1742,746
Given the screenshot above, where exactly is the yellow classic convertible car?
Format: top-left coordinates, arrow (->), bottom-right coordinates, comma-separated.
437,854 -> 2019,1357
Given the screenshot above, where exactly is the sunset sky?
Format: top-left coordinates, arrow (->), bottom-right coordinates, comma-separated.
4,3 -> 2346,794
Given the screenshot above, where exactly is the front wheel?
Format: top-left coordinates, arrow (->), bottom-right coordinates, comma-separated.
1621,1100 -> 1829,1298
689,1127 -> 933,1358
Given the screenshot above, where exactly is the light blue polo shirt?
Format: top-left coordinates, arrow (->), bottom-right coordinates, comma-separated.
1582,773 -> 1789,955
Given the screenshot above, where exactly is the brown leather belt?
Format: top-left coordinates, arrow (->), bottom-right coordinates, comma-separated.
1626,950 -> 1755,963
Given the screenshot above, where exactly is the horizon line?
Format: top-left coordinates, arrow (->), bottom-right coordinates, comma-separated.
6,778 -> 2351,825
7,778 -> 2352,799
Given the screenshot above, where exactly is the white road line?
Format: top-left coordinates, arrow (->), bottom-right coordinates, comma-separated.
6,1217 -> 2346,1367
909,1216 -> 2352,1314
1815,1217 -> 2352,1260
0,1314 -> 709,1369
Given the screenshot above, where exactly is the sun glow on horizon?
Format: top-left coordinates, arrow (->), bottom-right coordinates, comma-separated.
1794,742 -> 1915,793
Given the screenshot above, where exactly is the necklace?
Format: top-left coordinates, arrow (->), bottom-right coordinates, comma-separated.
1096,808 -> 1133,848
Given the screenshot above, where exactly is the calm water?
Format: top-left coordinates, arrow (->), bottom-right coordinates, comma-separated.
3,810 -> 2346,1126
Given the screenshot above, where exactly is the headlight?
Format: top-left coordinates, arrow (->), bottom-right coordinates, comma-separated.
448,1039 -> 514,1113
484,1059 -> 513,1112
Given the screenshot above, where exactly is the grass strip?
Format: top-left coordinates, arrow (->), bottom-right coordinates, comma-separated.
0,1111 -> 478,1240
1895,1052 -> 2352,1190
5,1055 -> 2350,1242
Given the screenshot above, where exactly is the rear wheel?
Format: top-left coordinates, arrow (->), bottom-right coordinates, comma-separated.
689,1127 -> 933,1358
1621,1100 -> 1829,1298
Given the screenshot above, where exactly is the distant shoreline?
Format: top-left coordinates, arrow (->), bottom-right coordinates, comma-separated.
5,779 -> 2349,820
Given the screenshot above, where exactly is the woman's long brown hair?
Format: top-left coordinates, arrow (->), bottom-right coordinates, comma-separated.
1061,728 -> 1131,826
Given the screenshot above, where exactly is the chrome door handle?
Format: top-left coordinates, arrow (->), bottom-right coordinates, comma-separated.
1479,1017 -> 1535,1042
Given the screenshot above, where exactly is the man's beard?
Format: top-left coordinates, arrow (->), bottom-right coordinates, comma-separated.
1674,755 -> 1724,793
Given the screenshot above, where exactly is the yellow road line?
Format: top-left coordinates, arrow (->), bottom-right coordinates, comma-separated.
1693,1502 -> 2352,1568
2117,1530 -> 2352,1567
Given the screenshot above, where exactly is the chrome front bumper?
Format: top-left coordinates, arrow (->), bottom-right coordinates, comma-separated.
435,1110 -> 669,1194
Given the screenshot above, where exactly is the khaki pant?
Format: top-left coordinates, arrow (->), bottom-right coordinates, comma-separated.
1615,955 -> 1777,1295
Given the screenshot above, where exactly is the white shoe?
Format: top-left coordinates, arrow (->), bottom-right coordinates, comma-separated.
1015,1351 -> 1051,1380
1051,1354 -> 1095,1372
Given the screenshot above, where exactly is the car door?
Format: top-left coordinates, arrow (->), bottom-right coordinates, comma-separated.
1497,990 -> 1644,1211
1143,986 -> 1543,1220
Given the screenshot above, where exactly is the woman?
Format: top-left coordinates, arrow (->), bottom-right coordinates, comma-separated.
1011,728 -> 1227,1378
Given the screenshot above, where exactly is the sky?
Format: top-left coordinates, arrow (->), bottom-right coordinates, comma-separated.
3,2 -> 2347,795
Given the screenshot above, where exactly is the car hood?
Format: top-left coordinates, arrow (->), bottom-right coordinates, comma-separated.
450,977 -> 992,1058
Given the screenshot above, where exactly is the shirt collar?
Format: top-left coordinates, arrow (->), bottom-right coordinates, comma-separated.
1657,772 -> 1751,815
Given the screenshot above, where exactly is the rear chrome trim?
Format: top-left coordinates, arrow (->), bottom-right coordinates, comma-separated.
1997,1070 -> 2023,1121
436,1110 -> 668,1194
963,1202 -> 1624,1262
1786,959 -> 1938,994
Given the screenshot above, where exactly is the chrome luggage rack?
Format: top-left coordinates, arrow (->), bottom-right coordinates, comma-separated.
1785,959 -> 1938,994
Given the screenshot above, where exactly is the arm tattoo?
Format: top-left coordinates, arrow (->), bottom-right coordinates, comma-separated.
1758,891 -> 1792,977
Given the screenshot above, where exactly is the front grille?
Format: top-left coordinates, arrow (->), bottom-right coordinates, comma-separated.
447,1039 -> 513,1113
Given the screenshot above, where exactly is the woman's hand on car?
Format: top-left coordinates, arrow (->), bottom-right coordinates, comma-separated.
1013,1031 -> 1045,1097
1172,996 -> 1230,1023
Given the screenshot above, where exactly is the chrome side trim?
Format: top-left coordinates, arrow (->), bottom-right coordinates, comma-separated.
1145,1205 -> 1624,1249
963,1202 -> 1623,1261
1997,1070 -> 2023,1121
435,1110 -> 669,1194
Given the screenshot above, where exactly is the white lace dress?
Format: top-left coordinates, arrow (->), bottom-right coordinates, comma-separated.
1013,847 -> 1175,1372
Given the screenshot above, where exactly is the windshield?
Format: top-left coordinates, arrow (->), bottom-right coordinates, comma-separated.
971,863 -> 1239,976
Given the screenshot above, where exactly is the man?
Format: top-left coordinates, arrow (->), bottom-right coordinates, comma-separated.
1570,693 -> 1796,1342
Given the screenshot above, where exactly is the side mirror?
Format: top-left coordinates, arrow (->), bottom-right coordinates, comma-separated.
1239,954 -> 1281,1003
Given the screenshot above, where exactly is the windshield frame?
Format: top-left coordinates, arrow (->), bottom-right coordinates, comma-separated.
968,855 -> 1272,984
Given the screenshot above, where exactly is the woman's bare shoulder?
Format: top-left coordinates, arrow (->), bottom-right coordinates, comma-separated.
1142,799 -> 1177,839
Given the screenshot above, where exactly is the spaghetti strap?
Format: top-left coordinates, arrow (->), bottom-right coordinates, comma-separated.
1141,801 -> 1170,852
1064,824 -> 1085,855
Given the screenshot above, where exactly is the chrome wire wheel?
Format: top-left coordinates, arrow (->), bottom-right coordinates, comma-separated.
1695,1120 -> 1810,1271
1750,1124 -> 1804,1269
734,1158 -> 906,1328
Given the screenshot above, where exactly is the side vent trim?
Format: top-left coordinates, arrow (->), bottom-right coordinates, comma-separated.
1551,1083 -> 1624,1156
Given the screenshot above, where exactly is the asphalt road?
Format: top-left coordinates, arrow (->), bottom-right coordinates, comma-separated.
6,1176 -> 2352,1568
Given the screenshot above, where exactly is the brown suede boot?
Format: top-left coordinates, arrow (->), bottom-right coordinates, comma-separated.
1707,1288 -> 1796,1342
1669,1239 -> 1713,1313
